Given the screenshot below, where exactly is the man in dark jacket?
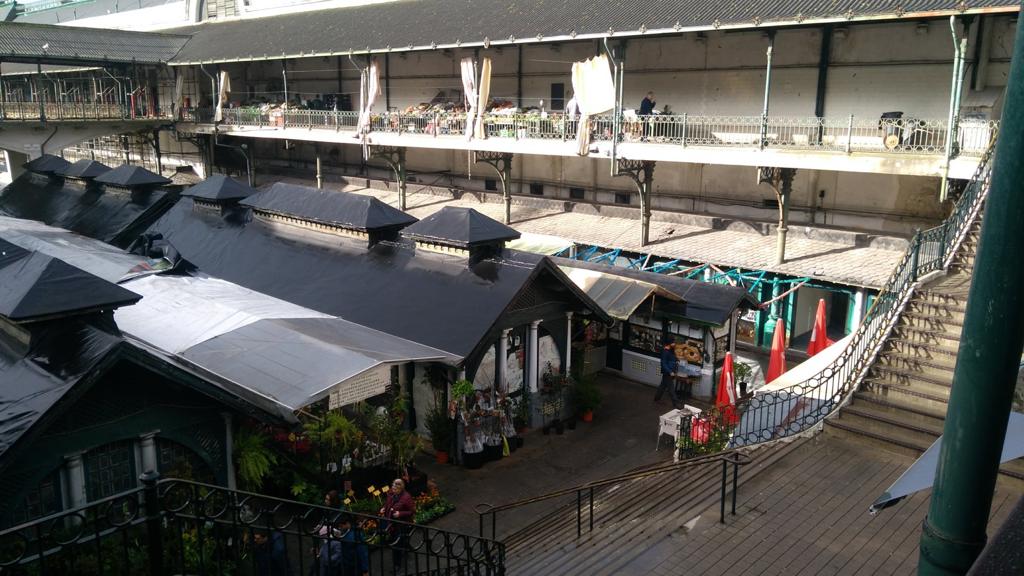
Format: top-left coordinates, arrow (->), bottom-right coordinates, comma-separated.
316,516 -> 369,576
253,530 -> 292,576
638,92 -> 656,140
655,336 -> 680,407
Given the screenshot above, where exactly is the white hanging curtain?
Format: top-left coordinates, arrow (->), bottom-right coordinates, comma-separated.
572,55 -> 616,155
474,57 -> 492,139
461,57 -> 478,140
214,70 -> 231,122
174,73 -> 184,118
356,58 -> 381,135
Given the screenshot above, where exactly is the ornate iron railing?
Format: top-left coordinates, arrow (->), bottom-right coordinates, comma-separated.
0,474 -> 505,575
677,133 -> 997,457
188,107 -> 997,158
0,102 -> 174,122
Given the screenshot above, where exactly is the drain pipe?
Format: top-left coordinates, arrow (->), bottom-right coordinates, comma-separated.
918,9 -> 1024,575
940,17 -> 968,203
39,125 -> 59,155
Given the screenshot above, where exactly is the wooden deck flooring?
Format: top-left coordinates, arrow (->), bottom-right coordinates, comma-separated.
614,435 -> 1020,576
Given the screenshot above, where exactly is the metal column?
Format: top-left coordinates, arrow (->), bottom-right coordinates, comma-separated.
615,159 -> 655,246
919,7 -> 1024,573
760,32 -> 775,149
474,151 -> 514,224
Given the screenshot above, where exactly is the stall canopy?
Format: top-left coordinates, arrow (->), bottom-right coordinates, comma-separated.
116,273 -> 456,413
870,412 -> 1024,513
505,232 -> 574,256
555,258 -> 757,326
0,167 -> 180,249
23,154 -> 70,176
558,264 -> 683,321
0,238 -> 141,321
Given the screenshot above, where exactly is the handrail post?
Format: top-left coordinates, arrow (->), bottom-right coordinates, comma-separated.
681,113 -> 688,147
846,114 -> 854,153
732,457 -> 739,516
577,490 -> 582,538
910,229 -> 922,280
140,471 -> 163,576
479,511 -> 484,538
720,459 -> 727,524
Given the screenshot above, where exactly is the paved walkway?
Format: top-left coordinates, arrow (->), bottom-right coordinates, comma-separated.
414,372 -> 709,538
267,171 -> 905,289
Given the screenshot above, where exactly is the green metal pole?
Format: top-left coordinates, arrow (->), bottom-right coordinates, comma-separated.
919,5 -> 1024,574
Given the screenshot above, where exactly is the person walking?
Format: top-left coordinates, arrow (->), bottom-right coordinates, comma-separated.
315,515 -> 369,576
380,478 -> 416,574
654,336 -> 681,408
253,530 -> 292,576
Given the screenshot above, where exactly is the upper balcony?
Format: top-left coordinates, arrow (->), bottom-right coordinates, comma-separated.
180,108 -> 995,179
0,102 -> 174,124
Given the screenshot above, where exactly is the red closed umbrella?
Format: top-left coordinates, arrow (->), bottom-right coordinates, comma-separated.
807,299 -> 836,357
715,352 -> 740,426
767,318 -> 787,383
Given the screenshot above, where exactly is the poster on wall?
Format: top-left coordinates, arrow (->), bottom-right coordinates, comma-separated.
673,338 -> 705,367
329,364 -> 391,409
737,308 -> 758,344
714,334 -> 729,363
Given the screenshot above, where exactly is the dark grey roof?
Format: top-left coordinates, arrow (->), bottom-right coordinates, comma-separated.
167,0 -> 1019,64
59,159 -> 111,179
23,154 -> 69,175
242,182 -> 417,231
181,174 -> 257,202
146,198 -> 603,359
0,21 -> 188,66
403,207 -> 520,248
0,238 -> 140,321
0,171 -> 179,249
94,165 -> 172,188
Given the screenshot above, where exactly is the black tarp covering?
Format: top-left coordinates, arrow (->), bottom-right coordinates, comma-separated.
59,159 -> 112,180
181,174 -> 256,202
147,199 -> 575,358
242,183 -> 417,231
0,239 -> 141,321
554,257 -> 758,326
23,154 -> 70,175
0,172 -> 178,248
403,207 -> 520,247
0,319 -> 121,464
93,165 -> 171,187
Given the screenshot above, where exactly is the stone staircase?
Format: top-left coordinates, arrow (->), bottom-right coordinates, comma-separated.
826,216 -> 1024,483
501,440 -> 806,576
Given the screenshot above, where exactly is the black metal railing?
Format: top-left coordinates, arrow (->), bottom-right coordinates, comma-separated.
474,451 -> 750,541
675,132 -> 998,456
0,473 -> 505,575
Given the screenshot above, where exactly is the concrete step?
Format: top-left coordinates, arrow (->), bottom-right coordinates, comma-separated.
837,404 -> 942,444
860,378 -> 950,414
903,299 -> 967,324
898,311 -> 964,332
891,325 -> 962,346
851,390 -> 948,423
876,351 -> 958,379
868,364 -> 953,394
824,418 -> 932,460
886,338 -> 960,360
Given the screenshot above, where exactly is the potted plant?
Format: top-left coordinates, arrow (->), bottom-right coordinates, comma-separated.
734,361 -> 754,397
425,392 -> 453,464
573,374 -> 602,423
513,392 -> 531,434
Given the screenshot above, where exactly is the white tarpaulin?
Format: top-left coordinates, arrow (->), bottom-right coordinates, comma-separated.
571,55 -> 616,155
174,73 -> 184,117
461,57 -> 478,140
214,70 -> 231,122
731,334 -> 853,447
474,57 -> 492,140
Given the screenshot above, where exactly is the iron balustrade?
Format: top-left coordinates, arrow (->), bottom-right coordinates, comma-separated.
474,451 -> 751,542
675,132 -> 997,457
193,108 -> 996,158
0,474 -> 505,576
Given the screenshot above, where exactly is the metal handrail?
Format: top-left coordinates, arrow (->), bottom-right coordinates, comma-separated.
475,450 -> 751,540
191,108 -> 997,157
676,131 -> 998,455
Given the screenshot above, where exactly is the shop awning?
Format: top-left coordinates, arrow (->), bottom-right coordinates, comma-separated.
870,412 -> 1024,513
558,264 -> 683,321
115,273 -> 458,413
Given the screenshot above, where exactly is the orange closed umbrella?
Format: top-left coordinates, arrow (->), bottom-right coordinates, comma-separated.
807,299 -> 836,357
766,319 -> 787,383
715,352 -> 740,426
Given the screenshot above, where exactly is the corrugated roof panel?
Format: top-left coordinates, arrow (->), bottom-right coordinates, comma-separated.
0,21 -> 188,65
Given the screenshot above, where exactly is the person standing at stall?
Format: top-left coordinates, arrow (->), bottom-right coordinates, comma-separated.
639,91 -> 656,141
380,478 -> 416,574
655,336 -> 680,407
